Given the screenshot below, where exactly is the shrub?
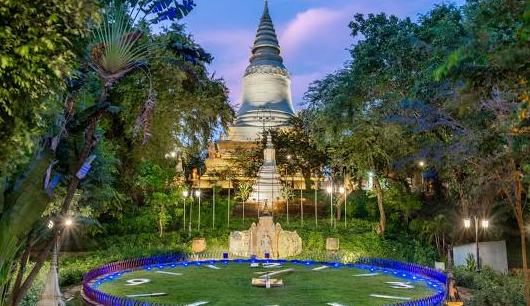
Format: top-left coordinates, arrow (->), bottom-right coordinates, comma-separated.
59,245 -> 188,287
454,267 -> 525,306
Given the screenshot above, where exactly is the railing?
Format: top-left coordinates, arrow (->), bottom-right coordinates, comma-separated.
82,253 -> 446,306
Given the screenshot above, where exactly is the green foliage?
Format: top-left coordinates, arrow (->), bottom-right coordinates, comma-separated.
273,113 -> 328,188
0,0 -> 98,176
59,244 -> 188,287
454,267 -> 525,306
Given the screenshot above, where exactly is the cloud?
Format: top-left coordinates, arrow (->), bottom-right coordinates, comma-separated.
279,7 -> 351,60
192,29 -> 254,105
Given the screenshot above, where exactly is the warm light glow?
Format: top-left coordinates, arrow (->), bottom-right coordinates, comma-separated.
418,160 -> 426,167
195,190 -> 201,197
464,218 -> 471,229
64,218 -> 73,227
339,186 -> 345,194
481,219 -> 489,229
170,151 -> 177,158
326,186 -> 333,194
183,190 -> 189,197
287,155 -> 292,160
47,220 -> 54,229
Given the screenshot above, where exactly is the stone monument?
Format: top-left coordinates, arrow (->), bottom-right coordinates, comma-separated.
36,243 -> 65,306
229,213 -> 302,259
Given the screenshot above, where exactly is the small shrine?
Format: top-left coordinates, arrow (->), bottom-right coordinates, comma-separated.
229,212 -> 302,259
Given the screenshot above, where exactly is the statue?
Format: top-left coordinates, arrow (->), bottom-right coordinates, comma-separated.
229,214 -> 301,259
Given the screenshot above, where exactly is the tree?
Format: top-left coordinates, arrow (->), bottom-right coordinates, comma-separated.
0,0 -> 98,177
235,182 -> 252,221
272,112 -> 328,190
2,1 -> 204,305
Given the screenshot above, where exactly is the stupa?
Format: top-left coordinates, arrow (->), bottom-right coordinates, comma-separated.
228,0 -> 296,141
249,133 -> 283,206
194,0 -> 305,190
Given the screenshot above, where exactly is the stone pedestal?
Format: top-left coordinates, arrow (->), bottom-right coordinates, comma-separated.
229,215 -> 302,259
192,238 -> 206,253
326,238 -> 340,251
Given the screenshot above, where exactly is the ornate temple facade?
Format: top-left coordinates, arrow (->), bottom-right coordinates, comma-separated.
193,1 -> 306,191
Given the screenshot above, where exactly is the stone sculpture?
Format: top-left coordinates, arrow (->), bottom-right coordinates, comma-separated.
229,213 -> 302,259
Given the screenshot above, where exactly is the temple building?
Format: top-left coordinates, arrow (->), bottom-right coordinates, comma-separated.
193,0 -> 306,191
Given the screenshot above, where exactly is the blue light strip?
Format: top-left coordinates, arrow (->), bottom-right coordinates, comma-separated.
83,255 -> 446,306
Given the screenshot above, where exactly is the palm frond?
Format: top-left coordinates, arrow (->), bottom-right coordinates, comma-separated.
91,5 -> 150,87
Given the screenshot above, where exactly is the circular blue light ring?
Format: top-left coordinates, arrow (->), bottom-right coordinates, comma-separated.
82,255 -> 446,306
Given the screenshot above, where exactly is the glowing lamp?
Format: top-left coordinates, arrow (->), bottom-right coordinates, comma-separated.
464,218 -> 471,229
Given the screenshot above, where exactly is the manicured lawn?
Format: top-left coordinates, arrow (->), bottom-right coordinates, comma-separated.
96,262 -> 438,305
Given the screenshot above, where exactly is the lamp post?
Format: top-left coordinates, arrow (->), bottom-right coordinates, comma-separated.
300,178 -> 303,227
314,174 -> 318,228
339,186 -> 346,228
227,178 -> 231,228
195,190 -> 201,231
418,160 -> 426,189
326,185 -> 334,229
286,154 -> 292,224
182,190 -> 189,231
188,191 -> 193,236
464,216 -> 489,271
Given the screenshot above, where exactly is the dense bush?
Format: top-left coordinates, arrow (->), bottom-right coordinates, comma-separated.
454,267 -> 525,306
59,245 -> 188,287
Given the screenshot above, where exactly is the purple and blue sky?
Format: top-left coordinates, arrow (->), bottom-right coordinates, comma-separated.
182,0 -> 465,110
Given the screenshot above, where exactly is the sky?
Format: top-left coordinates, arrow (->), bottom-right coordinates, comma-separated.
181,0 -> 466,111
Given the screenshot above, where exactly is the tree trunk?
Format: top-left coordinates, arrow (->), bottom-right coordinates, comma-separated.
10,235 -> 33,300
373,177 -> 386,236
10,235 -> 55,306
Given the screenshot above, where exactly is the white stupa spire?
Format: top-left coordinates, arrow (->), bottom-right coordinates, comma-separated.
250,133 -> 284,207
36,242 -> 65,306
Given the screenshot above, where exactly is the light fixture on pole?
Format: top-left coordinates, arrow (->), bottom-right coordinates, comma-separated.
464,216 -> 490,271
339,186 -> 346,228
182,190 -> 189,231
314,173 -> 318,228
300,170 -> 303,227
326,185 -> 333,228
195,190 -> 201,231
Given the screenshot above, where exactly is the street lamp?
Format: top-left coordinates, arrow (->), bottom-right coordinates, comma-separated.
326,185 -> 334,228
182,190 -> 189,233
195,190 -> 201,231
464,216 -> 490,271
339,186 -> 346,228
64,218 -> 73,227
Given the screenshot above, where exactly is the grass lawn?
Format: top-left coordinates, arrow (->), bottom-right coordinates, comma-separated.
96,262 -> 438,305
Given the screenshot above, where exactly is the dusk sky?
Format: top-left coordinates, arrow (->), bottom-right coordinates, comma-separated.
182,0 -> 465,111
